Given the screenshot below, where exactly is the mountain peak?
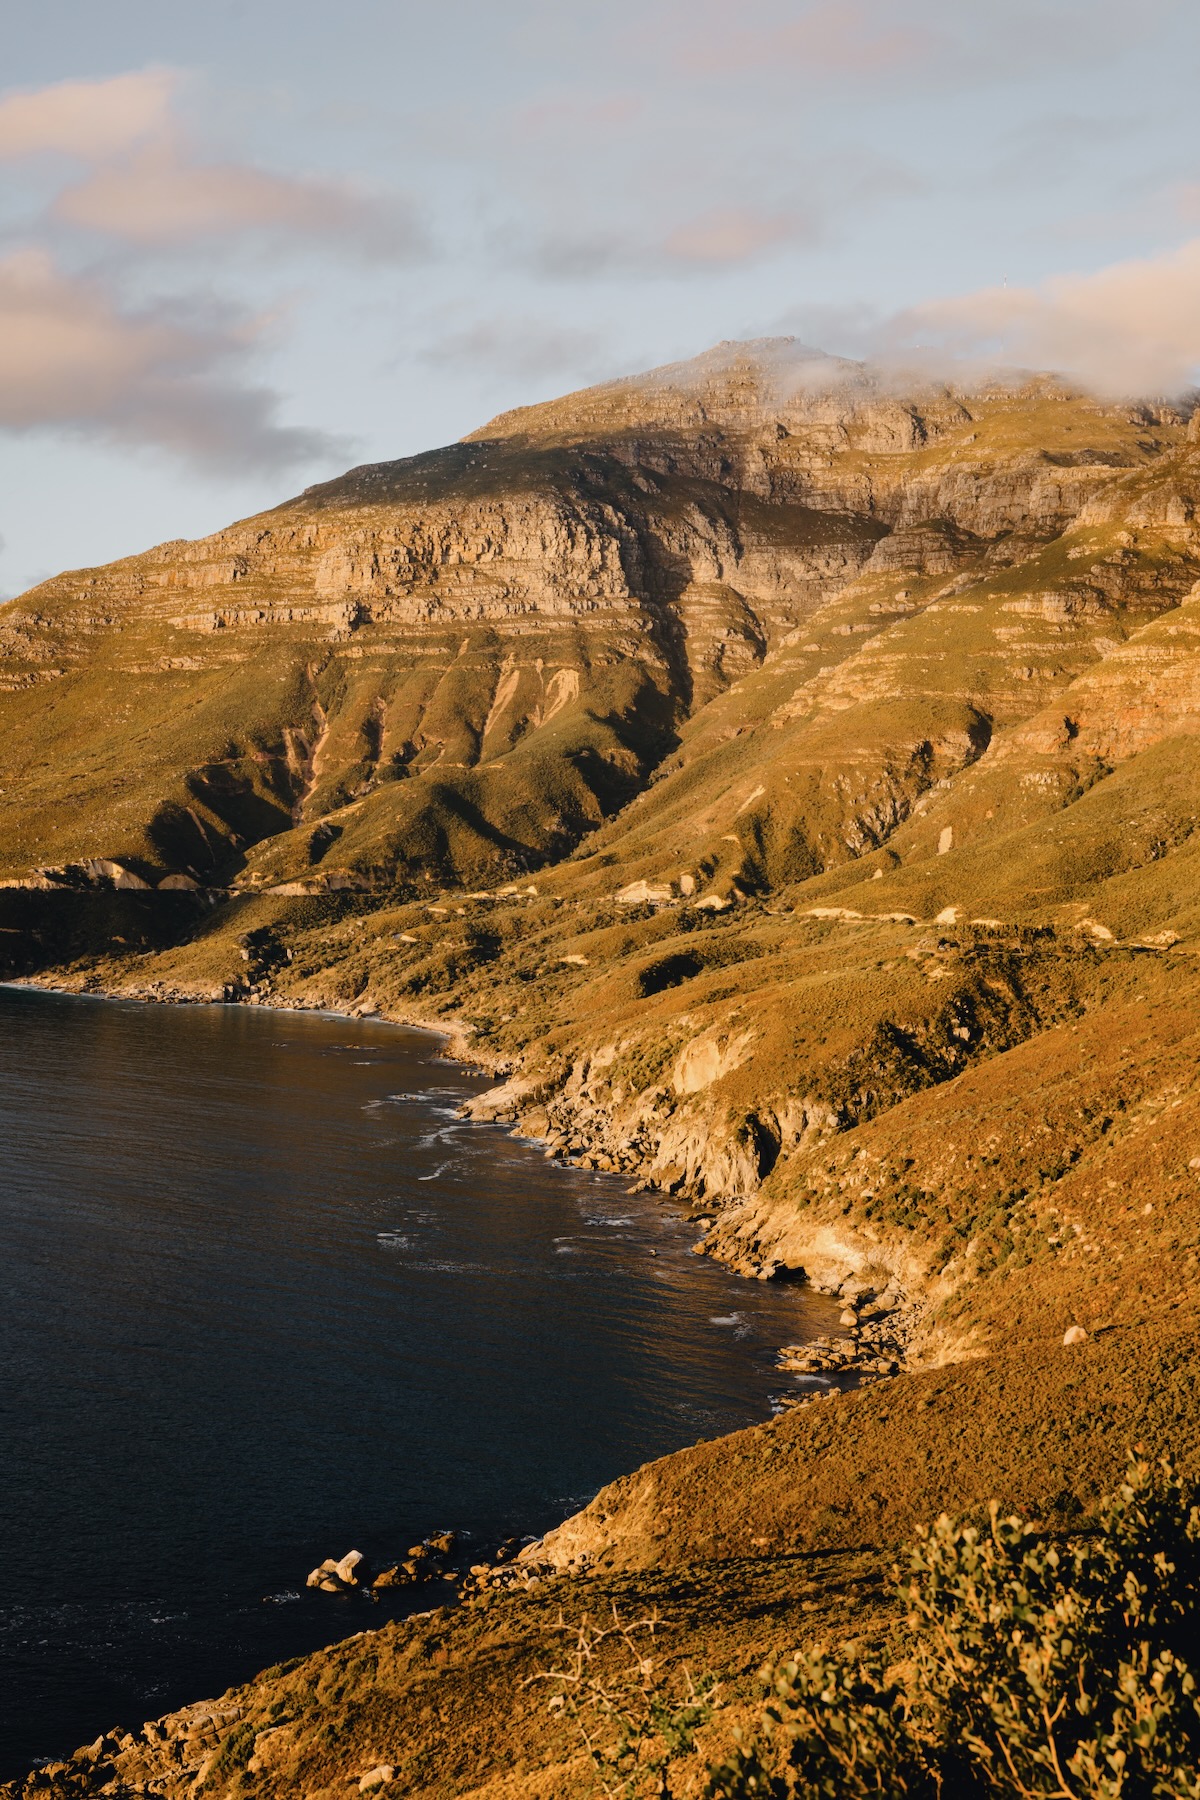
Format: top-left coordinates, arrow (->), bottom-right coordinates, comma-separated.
463,336 -> 870,447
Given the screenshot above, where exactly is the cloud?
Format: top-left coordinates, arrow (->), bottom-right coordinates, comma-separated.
986,111 -> 1140,187
509,93 -> 642,143
0,70 -> 419,259
512,198 -> 822,279
663,205 -> 815,265
0,248 -> 343,472
52,142 -> 417,254
880,238 -> 1200,396
1174,183 -> 1200,224
0,69 -> 406,476
641,0 -> 1167,91
0,69 -> 175,160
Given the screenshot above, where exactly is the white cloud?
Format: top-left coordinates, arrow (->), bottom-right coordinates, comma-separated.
511,199 -> 824,279
0,69 -> 176,160
672,0 -> 937,78
883,238 -> 1200,396
649,0 -> 1165,87
0,69 -> 417,473
53,142 -> 416,253
0,248 -> 342,472
663,206 -> 814,265
0,70 -> 419,258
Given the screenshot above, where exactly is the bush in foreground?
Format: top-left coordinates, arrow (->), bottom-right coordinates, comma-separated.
706,1456 -> 1200,1800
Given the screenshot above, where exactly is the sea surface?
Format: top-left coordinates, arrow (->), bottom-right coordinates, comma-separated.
0,984 -> 836,1774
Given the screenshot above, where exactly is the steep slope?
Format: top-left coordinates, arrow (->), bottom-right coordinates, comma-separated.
6,338 -> 1200,1314
2,340 -> 1193,902
9,340 -> 1200,1798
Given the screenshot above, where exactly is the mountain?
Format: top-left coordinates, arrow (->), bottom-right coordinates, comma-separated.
5,338 -> 1196,900
6,339 -> 1200,1797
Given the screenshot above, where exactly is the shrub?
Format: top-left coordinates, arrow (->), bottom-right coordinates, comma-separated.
535,1608 -> 718,1799
706,1457 -> 1200,1799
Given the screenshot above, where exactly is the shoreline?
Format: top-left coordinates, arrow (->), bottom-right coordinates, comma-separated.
1,975 -> 478,1063
0,972 -> 854,1778
0,968 -> 936,1795
6,968 -> 923,1394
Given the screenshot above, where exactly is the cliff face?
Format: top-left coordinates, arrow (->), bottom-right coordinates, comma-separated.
6,339 -> 1200,1325
11,341 -> 1200,1800
2,340 -> 1193,902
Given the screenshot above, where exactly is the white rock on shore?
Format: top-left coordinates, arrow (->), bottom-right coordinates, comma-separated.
306,1549 -> 368,1592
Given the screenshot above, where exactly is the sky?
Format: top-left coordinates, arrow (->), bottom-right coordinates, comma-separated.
2,0 -> 1200,595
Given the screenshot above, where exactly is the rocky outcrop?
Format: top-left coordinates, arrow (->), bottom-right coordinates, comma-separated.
306,1549 -> 369,1592
4,339 -> 1195,899
11,341 -> 1200,1800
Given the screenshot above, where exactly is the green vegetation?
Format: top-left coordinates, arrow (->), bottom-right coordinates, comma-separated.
537,1612 -> 718,1799
708,1458 -> 1200,1800
527,1461 -> 1200,1800
5,346 -> 1200,1797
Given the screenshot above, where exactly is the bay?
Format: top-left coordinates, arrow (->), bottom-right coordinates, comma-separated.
0,984 -> 834,1772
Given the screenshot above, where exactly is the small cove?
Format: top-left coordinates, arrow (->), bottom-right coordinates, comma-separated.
0,984 -> 837,1773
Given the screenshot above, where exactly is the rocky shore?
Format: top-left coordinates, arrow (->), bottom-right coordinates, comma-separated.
10,971 -> 925,1401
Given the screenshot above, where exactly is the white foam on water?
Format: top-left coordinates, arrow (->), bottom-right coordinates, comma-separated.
413,1124 -> 461,1150
373,1090 -> 463,1107
417,1161 -> 453,1182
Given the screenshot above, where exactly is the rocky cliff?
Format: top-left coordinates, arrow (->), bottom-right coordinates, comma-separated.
7,337 -> 1200,1308
3,340 -> 1193,903
7,338 -> 1200,1798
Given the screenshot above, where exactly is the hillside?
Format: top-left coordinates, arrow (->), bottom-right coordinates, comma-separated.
5,338 -> 1200,1796
5,339 -> 1196,902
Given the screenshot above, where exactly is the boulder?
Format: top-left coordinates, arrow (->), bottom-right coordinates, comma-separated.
371,1566 -> 410,1589
359,1766 -> 395,1792
1062,1325 -> 1089,1346
616,879 -> 673,904
306,1549 -> 369,1591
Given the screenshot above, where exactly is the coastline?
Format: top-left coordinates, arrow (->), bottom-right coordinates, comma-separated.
7,968 -> 923,1394
2,974 -> 483,1066
0,973 -> 860,1787
7,962 -> 1175,1799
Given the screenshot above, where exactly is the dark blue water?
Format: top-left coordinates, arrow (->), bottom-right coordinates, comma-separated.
0,984 -> 834,1773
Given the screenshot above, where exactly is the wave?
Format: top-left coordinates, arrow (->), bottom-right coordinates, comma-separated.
413,1124 -> 461,1151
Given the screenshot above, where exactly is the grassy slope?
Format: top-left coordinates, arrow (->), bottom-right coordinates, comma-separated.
5,352 -> 1200,1795
9,1329 -> 1197,1799
8,1553 -> 891,1800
